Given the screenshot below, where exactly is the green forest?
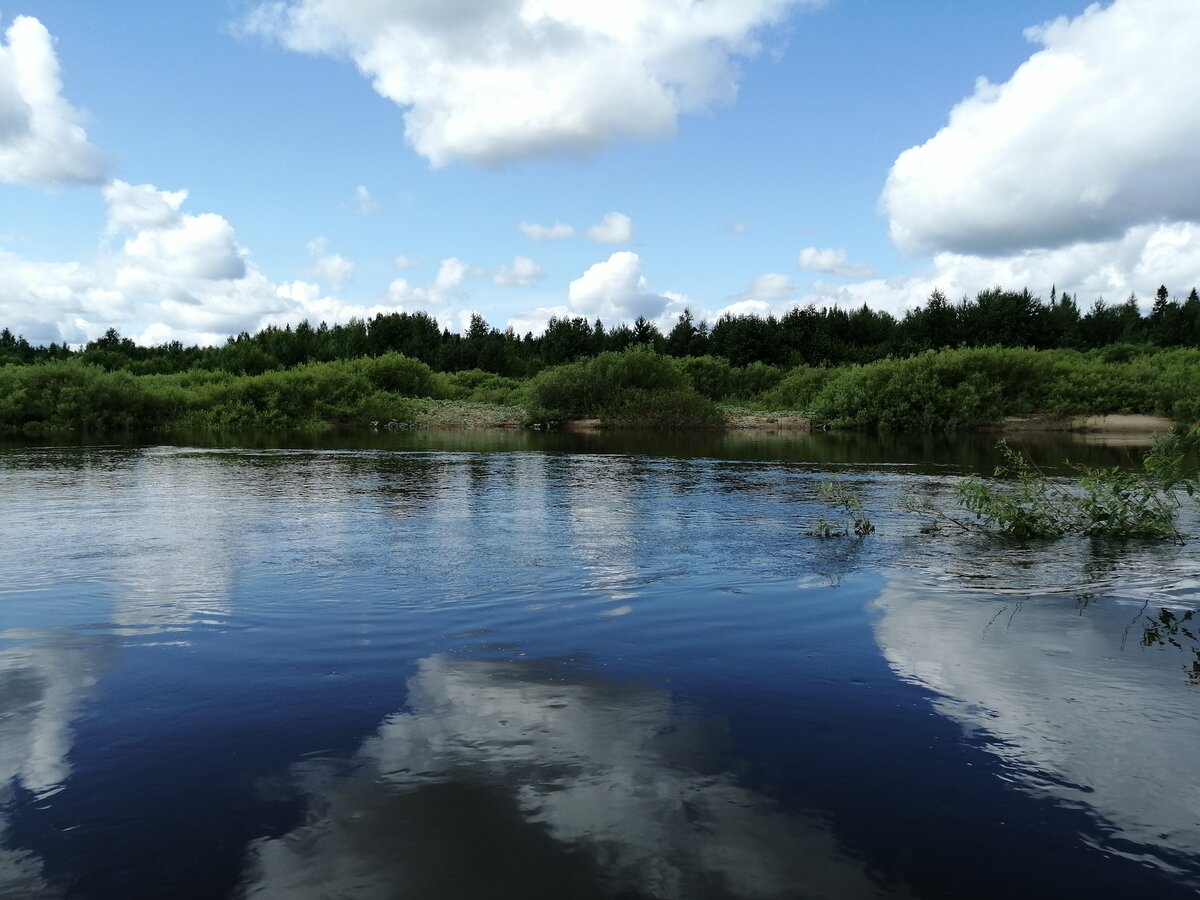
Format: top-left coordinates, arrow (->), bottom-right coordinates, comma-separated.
3,285 -> 1200,435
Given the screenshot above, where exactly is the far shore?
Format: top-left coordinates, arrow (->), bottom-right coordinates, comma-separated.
408,400 -> 1180,440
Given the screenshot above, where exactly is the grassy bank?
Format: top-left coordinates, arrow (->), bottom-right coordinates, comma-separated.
2,345 -> 1198,436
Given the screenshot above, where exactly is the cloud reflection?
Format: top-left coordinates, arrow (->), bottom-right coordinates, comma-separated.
0,634 -> 116,897
872,574 -> 1200,872
241,655 -> 890,899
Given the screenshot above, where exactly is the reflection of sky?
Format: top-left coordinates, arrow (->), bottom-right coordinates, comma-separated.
566,455 -> 646,607
0,831 -> 58,899
2,449 -> 236,634
0,634 -> 116,897
872,570 -> 1200,872
0,636 -> 117,797
241,655 -> 890,899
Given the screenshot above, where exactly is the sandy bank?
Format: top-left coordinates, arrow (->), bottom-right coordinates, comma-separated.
994,413 -> 1175,434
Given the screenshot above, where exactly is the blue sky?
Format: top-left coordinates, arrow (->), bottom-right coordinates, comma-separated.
2,0 -> 1197,345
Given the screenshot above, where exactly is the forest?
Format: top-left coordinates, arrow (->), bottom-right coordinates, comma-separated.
2,285 -> 1199,435
4,285 -> 1200,376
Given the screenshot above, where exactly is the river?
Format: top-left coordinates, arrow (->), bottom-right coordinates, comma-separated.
1,431 -> 1197,898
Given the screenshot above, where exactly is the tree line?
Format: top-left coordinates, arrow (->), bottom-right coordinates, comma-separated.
3,284 -> 1199,376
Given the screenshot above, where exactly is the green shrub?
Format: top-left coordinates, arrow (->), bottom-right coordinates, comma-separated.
600,387 -> 724,429
678,356 -> 734,400
351,352 -> 437,396
948,432 -> 1197,542
439,369 -> 524,405
761,365 -> 837,410
730,361 -> 783,400
525,347 -> 720,428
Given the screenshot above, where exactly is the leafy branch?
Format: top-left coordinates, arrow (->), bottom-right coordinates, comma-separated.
904,427 -> 1197,543
811,476 -> 875,538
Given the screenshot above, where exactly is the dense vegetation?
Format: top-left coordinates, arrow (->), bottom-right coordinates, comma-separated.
2,343 -> 1198,436
1,285 -> 1198,435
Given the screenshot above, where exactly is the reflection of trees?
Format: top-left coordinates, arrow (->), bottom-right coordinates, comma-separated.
241,656 -> 889,899
1141,608 -> 1200,684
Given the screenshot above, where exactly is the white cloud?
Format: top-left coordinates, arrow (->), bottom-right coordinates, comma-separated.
386,256 -> 476,309
104,180 -> 188,234
304,236 -> 355,290
518,220 -> 575,242
506,305 -> 569,337
586,211 -> 633,244
104,180 -> 246,281
0,181 -> 391,346
729,221 -> 749,235
0,15 -> 109,186
797,246 -> 874,279
736,272 -> 797,303
882,0 -> 1200,256
796,221 -> 1200,320
653,291 -> 701,334
718,298 -> 771,319
242,0 -> 813,167
493,255 -> 544,287
392,254 -> 420,270
567,251 -> 668,321
352,184 -> 378,214
433,257 -> 469,291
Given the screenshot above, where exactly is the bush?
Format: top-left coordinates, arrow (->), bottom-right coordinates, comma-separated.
351,353 -> 437,396
678,355 -> 734,400
525,347 -> 720,428
761,365 -> 837,410
600,387 -> 724,429
948,431 -> 1197,542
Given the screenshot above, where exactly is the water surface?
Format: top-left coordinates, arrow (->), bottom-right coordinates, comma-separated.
1,434 -> 1197,898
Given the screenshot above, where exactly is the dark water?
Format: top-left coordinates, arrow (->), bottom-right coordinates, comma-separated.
1,433 -> 1197,898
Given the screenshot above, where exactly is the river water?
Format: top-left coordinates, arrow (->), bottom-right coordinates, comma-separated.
1,431 -> 1198,898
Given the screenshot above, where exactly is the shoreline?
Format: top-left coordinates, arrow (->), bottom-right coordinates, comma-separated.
417,403 -> 1179,439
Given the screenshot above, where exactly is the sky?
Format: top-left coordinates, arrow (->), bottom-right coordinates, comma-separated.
1,0 -> 1198,346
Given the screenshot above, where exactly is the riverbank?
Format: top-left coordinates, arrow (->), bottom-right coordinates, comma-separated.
2,346 -> 1198,436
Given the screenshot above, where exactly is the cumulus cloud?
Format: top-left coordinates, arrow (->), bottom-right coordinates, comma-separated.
387,256 -> 477,310
736,272 -> 798,304
392,254 -> 420,270
304,236 -> 354,290
797,246 -> 874,278
242,0 -> 812,167
567,251 -> 668,320
493,255 -> 544,287
719,300 -> 772,320
518,221 -> 574,242
0,181 -> 392,346
104,180 -> 188,233
586,211 -> 633,244
107,180 -> 246,281
505,305 -> 569,337
794,221 -> 1200,320
882,0 -> 1200,256
0,15 -> 109,186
